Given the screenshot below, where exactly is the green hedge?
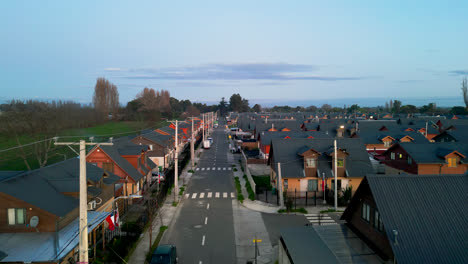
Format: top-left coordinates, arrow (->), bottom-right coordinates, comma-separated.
234,177 -> 244,203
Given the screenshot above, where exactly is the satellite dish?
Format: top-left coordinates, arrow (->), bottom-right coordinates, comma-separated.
30,216 -> 39,228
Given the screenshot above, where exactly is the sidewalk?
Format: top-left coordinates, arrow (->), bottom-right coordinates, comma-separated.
127,147 -> 201,264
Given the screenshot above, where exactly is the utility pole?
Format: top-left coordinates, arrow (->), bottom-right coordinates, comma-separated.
334,139 -> 338,211
277,162 -> 284,207
55,140 -> 113,263
190,117 -> 195,168
202,114 -> 205,142
171,120 -> 179,202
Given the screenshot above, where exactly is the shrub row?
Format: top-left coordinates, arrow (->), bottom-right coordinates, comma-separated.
243,175 -> 255,201
234,177 -> 244,203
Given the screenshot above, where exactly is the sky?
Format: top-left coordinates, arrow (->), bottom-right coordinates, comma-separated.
1,0 -> 468,107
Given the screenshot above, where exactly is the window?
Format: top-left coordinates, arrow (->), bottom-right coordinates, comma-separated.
399,153 -> 403,159
7,208 -> 26,225
407,157 -> 412,165
307,179 -> 317,191
448,157 -> 457,167
374,209 -> 384,232
384,141 -> 391,147
103,162 -> 114,173
337,159 -> 344,167
306,158 -> 316,168
390,152 -> 395,160
283,179 -> 288,190
361,202 -> 370,222
331,179 -> 342,190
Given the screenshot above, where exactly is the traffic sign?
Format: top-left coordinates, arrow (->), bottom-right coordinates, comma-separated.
253,239 -> 262,243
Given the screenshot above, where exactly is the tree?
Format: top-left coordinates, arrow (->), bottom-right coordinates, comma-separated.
252,104 -> 262,113
218,97 -> 228,116
400,104 -> 418,114
159,89 -> 172,115
462,77 -> 468,109
450,106 -> 468,115
241,99 -> 250,112
306,105 -> 317,112
420,103 -> 436,114
348,104 -> 360,114
92,77 -> 119,118
321,104 -> 332,112
229,94 -> 243,112
391,100 -> 402,113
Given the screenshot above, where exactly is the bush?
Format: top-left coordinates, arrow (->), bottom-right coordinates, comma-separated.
233,168 -> 238,172
188,169 -> 194,173
172,201 -> 178,207
179,186 -> 185,195
245,178 -> 255,201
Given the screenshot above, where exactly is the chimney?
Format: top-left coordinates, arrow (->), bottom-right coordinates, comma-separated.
109,137 -> 113,143
150,145 -> 153,151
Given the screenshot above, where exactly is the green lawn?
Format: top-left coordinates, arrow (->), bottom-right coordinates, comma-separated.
0,121 -> 168,171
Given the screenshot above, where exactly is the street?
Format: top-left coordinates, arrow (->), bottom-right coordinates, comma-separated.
162,121 -> 237,263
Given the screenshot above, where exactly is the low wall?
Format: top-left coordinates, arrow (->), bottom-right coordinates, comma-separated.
241,151 -> 256,193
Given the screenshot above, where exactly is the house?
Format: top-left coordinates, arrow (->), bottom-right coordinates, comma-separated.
269,138 -> 374,195
0,158 -> 120,263
131,132 -> 174,169
279,225 -> 383,264
86,141 -> 153,199
257,131 -> 331,160
381,142 -> 468,175
341,174 -> 468,263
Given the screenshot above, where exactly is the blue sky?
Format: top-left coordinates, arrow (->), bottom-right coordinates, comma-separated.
1,0 -> 468,106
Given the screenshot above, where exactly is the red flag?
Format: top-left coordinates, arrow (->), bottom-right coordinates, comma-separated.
322,175 -> 325,192
106,213 -> 115,231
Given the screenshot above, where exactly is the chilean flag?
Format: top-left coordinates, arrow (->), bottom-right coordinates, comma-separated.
114,209 -> 119,228
106,212 -> 115,231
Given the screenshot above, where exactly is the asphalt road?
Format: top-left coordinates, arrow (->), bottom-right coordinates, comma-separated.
163,120 -> 236,264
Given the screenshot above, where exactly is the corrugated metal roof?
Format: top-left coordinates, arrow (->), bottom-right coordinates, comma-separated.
280,227 -> 339,264
271,138 -> 374,179
366,174 -> 468,264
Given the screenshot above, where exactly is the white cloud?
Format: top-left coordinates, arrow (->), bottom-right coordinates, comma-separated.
104,68 -> 122,72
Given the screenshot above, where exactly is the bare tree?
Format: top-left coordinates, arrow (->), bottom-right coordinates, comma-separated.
92,77 -> 119,118
159,89 -> 171,114
462,77 -> 468,109
137,87 -> 160,112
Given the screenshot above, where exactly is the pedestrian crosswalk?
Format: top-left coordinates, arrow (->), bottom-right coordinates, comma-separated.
304,214 -> 337,226
183,192 -> 236,200
195,167 -> 232,171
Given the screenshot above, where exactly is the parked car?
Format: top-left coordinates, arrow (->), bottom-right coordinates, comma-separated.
150,244 -> 178,264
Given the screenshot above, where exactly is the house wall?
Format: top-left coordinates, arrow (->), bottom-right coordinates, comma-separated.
0,192 -> 58,233
303,152 -> 319,178
87,148 -> 137,196
418,162 -> 468,175
366,143 -> 387,154
331,151 -> 348,178
382,145 -> 418,174
346,183 -> 394,260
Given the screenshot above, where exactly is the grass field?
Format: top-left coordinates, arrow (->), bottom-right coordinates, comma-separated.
0,120 -> 168,171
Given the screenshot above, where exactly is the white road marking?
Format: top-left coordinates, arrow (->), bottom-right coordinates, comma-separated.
200,192 -> 205,198
228,167 -> 232,170
223,167 -> 226,170
184,194 -> 189,199
212,167 -> 216,170
202,235 -> 205,246
218,167 -> 221,170
231,192 -> 235,198
196,168 -> 199,171
207,167 -> 210,171
192,193 -> 197,199
205,217 -> 208,225
215,192 -> 220,198
223,192 -> 227,198
201,168 -> 205,171
207,203 -> 210,210
199,261 -> 202,264
207,192 -> 212,198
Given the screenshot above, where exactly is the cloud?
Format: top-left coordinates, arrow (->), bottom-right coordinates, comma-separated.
114,63 -> 363,81
104,68 -> 122,71
448,70 -> 468,76
396,79 -> 424,83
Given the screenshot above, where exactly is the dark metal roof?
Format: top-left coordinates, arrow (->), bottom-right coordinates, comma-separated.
390,142 -> 468,164
366,174 -> 468,263
271,138 -> 374,179
280,227 -> 339,264
258,131 -> 331,145
0,158 -> 120,217
99,145 -> 144,181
